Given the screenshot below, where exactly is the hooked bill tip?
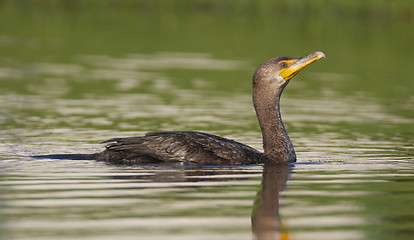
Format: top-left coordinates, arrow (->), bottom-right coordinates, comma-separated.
314,51 -> 326,59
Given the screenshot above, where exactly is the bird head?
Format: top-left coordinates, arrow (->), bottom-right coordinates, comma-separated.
253,51 -> 325,91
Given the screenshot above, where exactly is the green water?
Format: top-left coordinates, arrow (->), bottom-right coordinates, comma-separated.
1,1 -> 413,240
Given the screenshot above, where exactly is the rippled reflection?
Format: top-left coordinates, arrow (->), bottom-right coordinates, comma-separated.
252,163 -> 291,240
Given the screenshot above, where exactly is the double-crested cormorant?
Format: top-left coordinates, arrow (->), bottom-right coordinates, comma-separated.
36,51 -> 325,165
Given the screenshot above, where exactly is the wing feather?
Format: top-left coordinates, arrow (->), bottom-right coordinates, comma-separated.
99,131 -> 262,164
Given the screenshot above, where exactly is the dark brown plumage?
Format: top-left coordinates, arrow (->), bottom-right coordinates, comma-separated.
34,51 -> 325,165
95,131 -> 262,165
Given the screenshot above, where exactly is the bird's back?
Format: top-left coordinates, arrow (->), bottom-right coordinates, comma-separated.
95,131 -> 262,165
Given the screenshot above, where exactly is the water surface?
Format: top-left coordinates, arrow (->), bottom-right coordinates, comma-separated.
1,2 -> 413,240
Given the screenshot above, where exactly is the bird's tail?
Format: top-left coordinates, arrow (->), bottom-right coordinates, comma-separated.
31,153 -> 98,160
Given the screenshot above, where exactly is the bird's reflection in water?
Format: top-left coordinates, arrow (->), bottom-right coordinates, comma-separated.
252,163 -> 291,240
108,163 -> 290,239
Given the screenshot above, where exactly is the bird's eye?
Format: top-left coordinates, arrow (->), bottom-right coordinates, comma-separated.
280,62 -> 287,68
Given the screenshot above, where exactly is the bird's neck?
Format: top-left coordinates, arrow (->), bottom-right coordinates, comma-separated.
253,89 -> 296,162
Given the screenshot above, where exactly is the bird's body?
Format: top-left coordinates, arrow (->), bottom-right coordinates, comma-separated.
95,131 -> 262,165
35,51 -> 325,165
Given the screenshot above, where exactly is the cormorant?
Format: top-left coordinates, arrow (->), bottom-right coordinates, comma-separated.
36,51 -> 325,165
